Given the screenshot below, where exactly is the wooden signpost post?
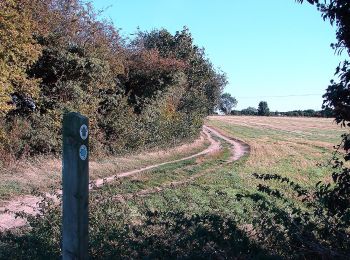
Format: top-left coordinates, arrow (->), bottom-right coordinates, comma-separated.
62,112 -> 89,260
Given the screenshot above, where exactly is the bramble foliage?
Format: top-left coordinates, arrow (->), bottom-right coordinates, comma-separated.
236,176 -> 350,258
0,0 -> 226,162
0,191 -> 270,259
298,0 -> 350,234
234,1 -> 350,258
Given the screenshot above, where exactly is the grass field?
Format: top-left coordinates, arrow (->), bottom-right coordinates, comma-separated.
1,116 -> 348,258
207,116 -> 346,186
0,134 -> 210,204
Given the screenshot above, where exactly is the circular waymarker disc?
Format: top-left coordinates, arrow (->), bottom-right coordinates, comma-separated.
79,145 -> 88,161
80,124 -> 88,140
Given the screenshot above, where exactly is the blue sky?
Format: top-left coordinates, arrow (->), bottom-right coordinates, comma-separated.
92,0 -> 348,112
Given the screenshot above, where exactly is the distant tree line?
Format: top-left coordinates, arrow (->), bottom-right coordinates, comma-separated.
229,101 -> 334,117
232,108 -> 333,117
0,0 -> 227,162
216,97 -> 333,118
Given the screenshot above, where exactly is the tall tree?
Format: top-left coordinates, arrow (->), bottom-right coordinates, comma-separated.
219,93 -> 237,115
134,27 -> 227,115
258,101 -> 270,116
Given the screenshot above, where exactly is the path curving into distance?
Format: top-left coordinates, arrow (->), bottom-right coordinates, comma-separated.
0,125 -> 249,231
203,125 -> 250,162
111,125 -> 251,202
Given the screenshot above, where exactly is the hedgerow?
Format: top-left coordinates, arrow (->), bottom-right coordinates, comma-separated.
0,0 -> 226,162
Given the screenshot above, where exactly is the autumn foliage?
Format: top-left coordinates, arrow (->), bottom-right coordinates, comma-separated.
0,0 -> 226,162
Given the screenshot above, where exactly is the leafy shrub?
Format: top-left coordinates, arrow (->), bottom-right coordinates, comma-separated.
0,0 -> 226,162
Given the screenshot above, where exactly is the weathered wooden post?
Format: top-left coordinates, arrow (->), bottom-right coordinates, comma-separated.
62,112 -> 89,260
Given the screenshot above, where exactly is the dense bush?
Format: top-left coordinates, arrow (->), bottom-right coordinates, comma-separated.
237,172 -> 350,258
0,0 -> 42,114
0,0 -> 226,162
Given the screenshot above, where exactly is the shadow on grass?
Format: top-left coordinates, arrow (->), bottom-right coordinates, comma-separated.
0,209 -> 275,259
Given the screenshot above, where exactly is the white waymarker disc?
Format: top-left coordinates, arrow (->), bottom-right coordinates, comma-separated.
80,124 -> 88,140
79,145 -> 88,161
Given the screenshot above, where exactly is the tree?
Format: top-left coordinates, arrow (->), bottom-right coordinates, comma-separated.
134,27 -> 227,115
257,101 -> 270,116
241,106 -> 258,116
219,93 -> 237,115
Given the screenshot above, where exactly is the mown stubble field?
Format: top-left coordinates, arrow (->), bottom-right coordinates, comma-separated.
207,115 -> 346,186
